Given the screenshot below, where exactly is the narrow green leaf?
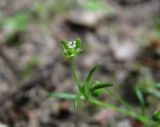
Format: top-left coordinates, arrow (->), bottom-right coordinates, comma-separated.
156,83 -> 160,89
48,92 -> 85,100
91,89 -> 105,96
85,63 -> 101,84
74,94 -> 81,109
146,88 -> 160,98
136,114 -> 150,124
75,38 -> 81,48
152,110 -> 160,121
135,86 -> 145,113
48,92 -> 77,100
76,48 -> 83,55
61,40 -> 69,49
80,85 -> 89,99
80,85 -> 85,94
91,82 -> 113,92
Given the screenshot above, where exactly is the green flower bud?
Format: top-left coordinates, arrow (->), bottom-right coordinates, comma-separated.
61,38 -> 83,58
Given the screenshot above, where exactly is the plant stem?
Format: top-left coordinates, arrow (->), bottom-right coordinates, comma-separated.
69,58 -> 81,89
89,97 -> 135,116
88,97 -> 152,126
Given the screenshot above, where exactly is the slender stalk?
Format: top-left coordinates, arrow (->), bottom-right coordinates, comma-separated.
88,97 -> 152,126
89,97 -> 135,116
69,58 -> 81,89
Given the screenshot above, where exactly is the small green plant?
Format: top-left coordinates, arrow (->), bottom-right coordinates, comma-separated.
49,38 -> 160,127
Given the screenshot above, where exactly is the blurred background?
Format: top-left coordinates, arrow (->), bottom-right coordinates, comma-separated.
0,0 -> 160,127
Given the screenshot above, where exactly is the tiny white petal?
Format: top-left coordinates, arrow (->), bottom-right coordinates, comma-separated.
67,41 -> 76,48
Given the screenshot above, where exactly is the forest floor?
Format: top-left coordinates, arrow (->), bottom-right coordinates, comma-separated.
0,0 -> 160,127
